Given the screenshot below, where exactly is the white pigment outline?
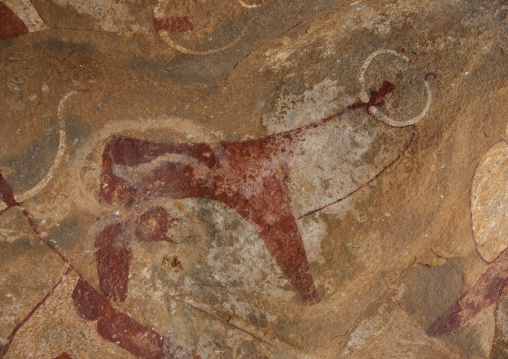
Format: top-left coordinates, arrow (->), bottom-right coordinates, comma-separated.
0,90 -> 75,211
154,0 -> 256,55
358,49 -> 432,127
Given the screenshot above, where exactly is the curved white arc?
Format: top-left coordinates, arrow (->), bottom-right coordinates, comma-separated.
358,49 -> 432,127
14,90 -> 75,203
153,0 -> 256,55
358,49 -> 408,103
238,0 -> 264,8
157,17 -> 255,56
368,80 -> 432,127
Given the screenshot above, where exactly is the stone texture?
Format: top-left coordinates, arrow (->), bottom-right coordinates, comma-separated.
0,0 -> 507,358
472,140 -> 508,263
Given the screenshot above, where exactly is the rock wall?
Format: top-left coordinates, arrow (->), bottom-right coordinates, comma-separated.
0,0 -> 507,357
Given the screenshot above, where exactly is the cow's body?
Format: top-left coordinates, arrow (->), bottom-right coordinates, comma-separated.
95,81 -> 399,305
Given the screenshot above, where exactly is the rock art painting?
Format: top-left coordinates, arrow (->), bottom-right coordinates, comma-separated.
0,0 -> 45,40
427,139 -> 508,337
1,0 -> 508,358
95,48 -> 429,308
0,2 -> 28,40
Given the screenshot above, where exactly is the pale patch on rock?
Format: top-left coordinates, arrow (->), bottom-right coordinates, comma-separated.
342,314 -> 387,355
0,213 -> 28,243
496,299 -> 508,342
52,0 -> 137,33
262,78 -> 345,134
471,141 -> 508,262
394,283 -> 406,301
266,312 -> 277,323
173,200 -> 295,301
289,112 -> 377,217
206,224 -> 295,301
362,0 -> 420,35
262,37 -> 297,72
298,216 -> 327,265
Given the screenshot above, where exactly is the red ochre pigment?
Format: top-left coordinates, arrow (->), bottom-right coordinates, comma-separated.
152,16 -> 194,33
0,80 -> 406,358
97,81 -> 400,306
0,2 -> 29,41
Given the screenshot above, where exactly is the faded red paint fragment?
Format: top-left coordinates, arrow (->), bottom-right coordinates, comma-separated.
0,2 -> 29,41
0,171 -> 199,358
97,81 -> 399,306
0,170 -> 19,208
72,278 -> 199,359
427,247 -> 508,337
136,206 -> 179,243
53,353 -> 72,359
153,15 -> 193,33
499,277 -> 508,297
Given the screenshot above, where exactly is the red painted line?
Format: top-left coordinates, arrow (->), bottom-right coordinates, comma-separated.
21,207 -> 78,272
286,80 -> 397,139
427,247 -> 508,337
0,267 -> 73,359
299,129 -> 416,219
427,138 -> 508,337
0,169 -> 200,358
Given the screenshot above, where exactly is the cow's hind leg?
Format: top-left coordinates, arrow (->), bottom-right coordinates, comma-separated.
224,178 -> 320,305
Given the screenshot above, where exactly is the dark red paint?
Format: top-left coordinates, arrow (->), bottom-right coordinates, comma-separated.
136,206 -> 179,243
72,278 -> 200,359
95,224 -> 132,302
0,171 -> 19,209
0,168 -> 199,358
153,15 -> 193,33
95,207 -> 178,301
97,81 -> 402,305
0,2 -> 29,41
366,80 -> 396,107
53,353 -> 72,359
424,73 -> 437,81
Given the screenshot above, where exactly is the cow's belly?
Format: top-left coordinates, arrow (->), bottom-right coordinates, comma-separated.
287,109 -> 413,218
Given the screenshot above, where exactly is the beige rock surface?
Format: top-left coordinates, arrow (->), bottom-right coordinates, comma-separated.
472,140 -> 508,262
